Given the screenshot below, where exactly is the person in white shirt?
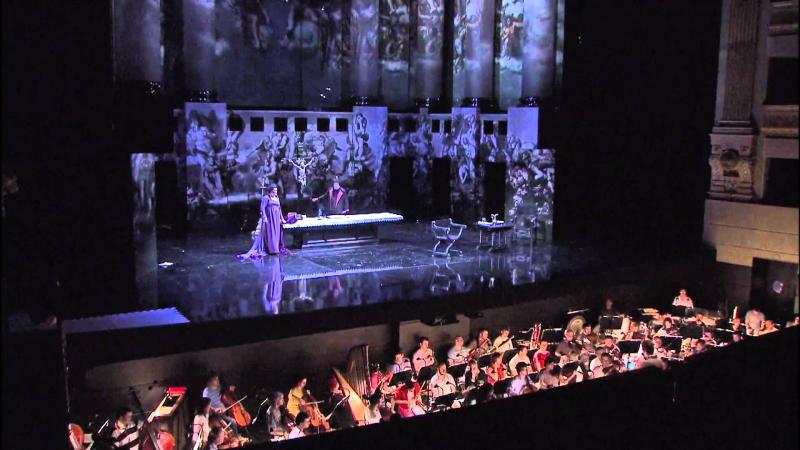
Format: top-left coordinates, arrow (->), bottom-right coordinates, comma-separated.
191,398 -> 212,448
745,308 -> 766,335
672,289 -> 694,308
391,352 -> 412,373
287,412 -> 310,439
760,319 -> 779,335
493,327 -> 515,354
508,362 -> 534,396
447,336 -> 471,366
507,346 -> 531,376
429,362 -> 460,407
412,337 -> 435,374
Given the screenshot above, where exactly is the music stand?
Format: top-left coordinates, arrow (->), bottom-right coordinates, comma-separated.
417,365 -> 436,384
432,392 -> 460,410
390,370 -> 412,387
447,363 -> 467,380
541,328 -> 564,343
501,349 -> 517,365
661,336 -> 682,353
680,323 -> 703,339
477,354 -> 493,369
599,315 -> 624,330
713,328 -> 734,344
671,305 -> 688,318
618,340 -> 642,355
493,379 -> 513,397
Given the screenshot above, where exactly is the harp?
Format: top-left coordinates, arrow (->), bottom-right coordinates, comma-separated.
331,345 -> 370,425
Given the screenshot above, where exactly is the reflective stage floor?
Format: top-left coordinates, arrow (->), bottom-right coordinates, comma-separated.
151,223 -> 611,324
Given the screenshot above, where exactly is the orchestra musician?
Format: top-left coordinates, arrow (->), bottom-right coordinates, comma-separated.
578,323 -> 599,350
325,377 -> 356,429
760,319 -> 778,335
656,317 -> 679,336
202,374 -> 239,435
287,413 -> 310,439
471,328 -> 492,358
464,359 -> 487,390
745,308 -> 765,335
591,353 -> 618,379
286,378 -> 308,420
265,391 -> 291,440
601,335 -> 621,360
598,298 -> 619,327
507,346 -> 531,377
391,352 -> 412,373
653,336 -> 670,359
412,337 -> 436,374
539,358 -> 560,389
110,407 -> 140,450
394,379 -> 425,417
370,364 -> 396,398
492,326 -> 515,354
191,398 -> 212,448
555,330 -> 581,362
532,341 -> 551,372
624,321 -> 646,340
485,352 -> 507,385
559,363 -> 580,385
429,362 -> 460,408
672,289 -> 694,308
205,426 -> 225,450
508,362 -> 536,396
447,336 -> 471,366
691,339 -> 708,356
701,330 -> 718,346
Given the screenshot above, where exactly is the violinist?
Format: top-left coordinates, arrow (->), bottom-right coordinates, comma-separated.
202,374 -> 239,435
412,337 -> 435,374
578,323 -> 599,350
485,352 -> 507,385
110,407 -> 140,450
601,335 -> 621,361
656,317 -> 679,336
287,413 -> 310,439
191,398 -> 212,449
266,392 -> 290,441
391,352 -> 412,374
591,353 -> 619,379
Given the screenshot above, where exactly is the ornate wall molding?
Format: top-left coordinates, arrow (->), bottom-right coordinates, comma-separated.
708,133 -> 757,202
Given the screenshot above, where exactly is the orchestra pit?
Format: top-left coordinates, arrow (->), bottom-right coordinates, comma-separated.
2,1 -> 797,449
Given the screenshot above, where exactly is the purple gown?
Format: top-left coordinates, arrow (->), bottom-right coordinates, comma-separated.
237,195 -> 289,260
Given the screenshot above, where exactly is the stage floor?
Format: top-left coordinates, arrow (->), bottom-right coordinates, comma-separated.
152,223 -> 609,324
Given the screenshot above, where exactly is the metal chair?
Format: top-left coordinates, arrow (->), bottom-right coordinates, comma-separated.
431,219 -> 467,257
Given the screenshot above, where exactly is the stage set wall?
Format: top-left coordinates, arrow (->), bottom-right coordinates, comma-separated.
113,0 -> 562,109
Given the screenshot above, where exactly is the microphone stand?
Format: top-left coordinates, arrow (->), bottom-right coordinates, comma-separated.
251,397 -> 270,425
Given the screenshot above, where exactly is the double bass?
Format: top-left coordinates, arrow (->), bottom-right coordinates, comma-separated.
129,389 -> 176,450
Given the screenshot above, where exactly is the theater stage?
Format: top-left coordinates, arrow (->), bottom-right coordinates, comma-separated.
152,223 -> 605,324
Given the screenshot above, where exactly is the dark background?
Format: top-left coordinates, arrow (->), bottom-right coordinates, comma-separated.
2,0 -> 721,316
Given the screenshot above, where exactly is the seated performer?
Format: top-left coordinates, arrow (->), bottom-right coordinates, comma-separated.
391,352 -> 412,373
508,346 -> 531,377
470,329 -> 492,359
464,360 -> 487,390
110,407 -> 140,450
447,336 -> 471,366
560,363 -> 580,385
286,377 -> 308,420
672,288 -> 694,308
624,321 -> 646,340
539,359 -> 561,389
205,426 -> 226,450
591,353 -> 619,379
266,391 -> 291,440
370,364 -> 395,397
325,378 -> 355,429
532,341 -> 551,372
578,323 -> 599,350
485,352 -> 507,385
312,175 -> 349,215
508,362 -> 535,396
745,307 -> 765,335
191,398 -> 212,448
412,337 -> 435,374
493,326 -> 515,354
598,298 -> 619,327
760,319 -> 779,335
202,374 -> 239,435
555,330 -> 581,361
394,380 -> 425,417
429,362 -> 460,407
653,336 -> 670,359
656,317 -> 679,336
287,412 -> 310,439
601,335 -> 621,360
702,330 -> 718,346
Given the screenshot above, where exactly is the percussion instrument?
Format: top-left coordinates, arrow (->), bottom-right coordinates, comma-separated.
566,315 -> 587,336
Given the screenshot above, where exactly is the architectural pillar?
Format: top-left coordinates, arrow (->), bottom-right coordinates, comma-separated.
112,0 -> 162,83
412,0 -> 445,102
182,0 -> 216,95
349,0 -> 381,100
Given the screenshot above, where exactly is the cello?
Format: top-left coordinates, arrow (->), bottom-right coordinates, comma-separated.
221,386 -> 252,429
68,423 -> 84,449
129,389 -> 176,450
301,389 -> 330,432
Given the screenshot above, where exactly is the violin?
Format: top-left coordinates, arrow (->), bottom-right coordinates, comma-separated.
68,423 -> 84,450
221,386 -> 252,429
301,389 -> 330,432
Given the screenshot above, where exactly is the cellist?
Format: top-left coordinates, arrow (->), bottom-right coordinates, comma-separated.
191,398 -> 212,449
202,374 -> 239,436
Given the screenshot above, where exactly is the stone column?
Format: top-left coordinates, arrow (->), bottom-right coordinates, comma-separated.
182,0 -> 216,95
412,0 -> 445,101
520,0 -> 557,101
708,0 -> 761,201
349,0 -> 381,100
453,0 -> 496,102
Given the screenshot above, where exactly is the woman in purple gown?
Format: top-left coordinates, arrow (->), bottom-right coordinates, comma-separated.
238,184 -> 290,260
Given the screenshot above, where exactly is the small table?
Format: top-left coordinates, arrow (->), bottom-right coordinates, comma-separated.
475,221 -> 514,251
